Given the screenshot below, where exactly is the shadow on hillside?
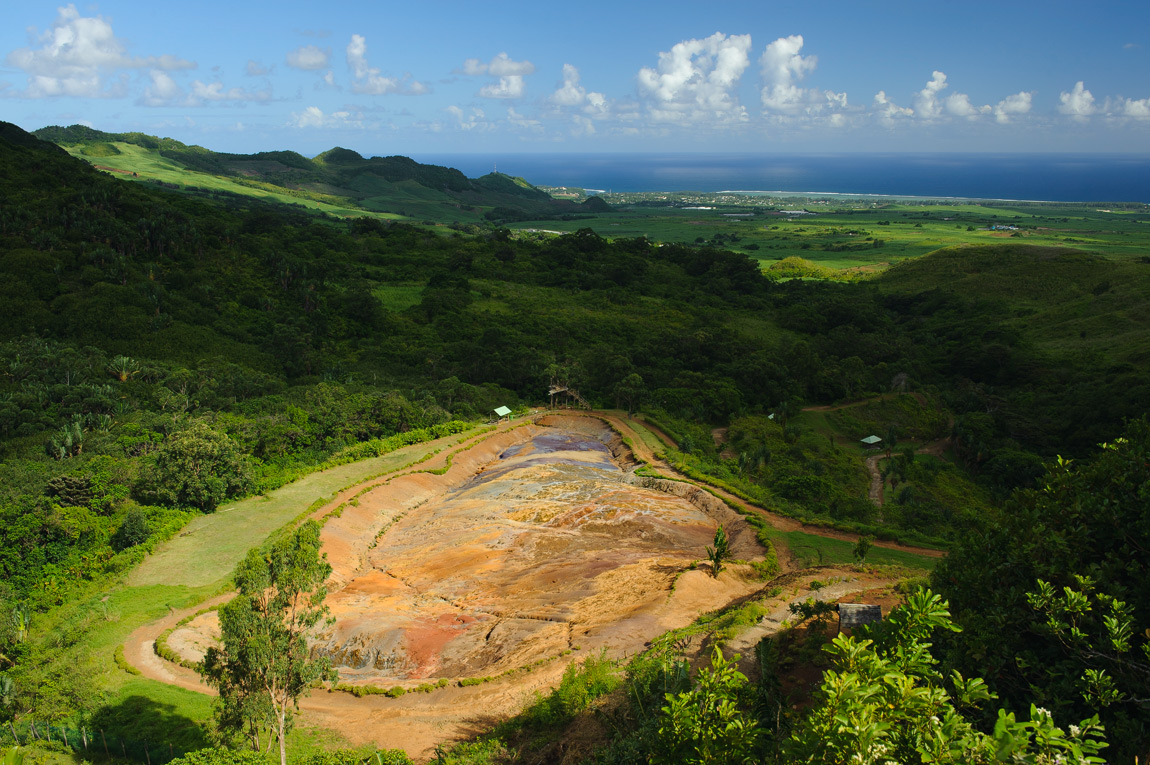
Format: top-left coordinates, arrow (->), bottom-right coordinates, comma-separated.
88,695 -> 209,761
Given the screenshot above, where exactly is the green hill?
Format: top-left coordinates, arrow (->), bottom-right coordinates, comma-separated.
33,125 -> 600,225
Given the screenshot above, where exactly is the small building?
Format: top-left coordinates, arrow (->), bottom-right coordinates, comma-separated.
860,435 -> 882,449
493,405 -> 512,421
838,603 -> 883,633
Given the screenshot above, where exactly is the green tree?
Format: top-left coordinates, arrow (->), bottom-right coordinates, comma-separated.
783,589 -> 1108,764
934,418 -> 1150,759
853,534 -> 873,564
653,646 -> 759,765
199,521 -> 336,765
613,373 -> 646,416
110,508 -> 150,551
143,421 -> 252,512
705,525 -> 731,578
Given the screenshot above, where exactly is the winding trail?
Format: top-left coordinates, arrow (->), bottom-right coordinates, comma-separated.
119,408 -> 942,760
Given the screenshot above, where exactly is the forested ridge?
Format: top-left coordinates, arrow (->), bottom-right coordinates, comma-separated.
1,120 -> 1148,762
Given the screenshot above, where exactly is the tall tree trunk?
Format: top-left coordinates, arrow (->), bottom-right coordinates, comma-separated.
277,705 -> 287,765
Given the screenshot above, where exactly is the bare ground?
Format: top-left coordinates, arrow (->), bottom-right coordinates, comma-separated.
121,410 -> 940,761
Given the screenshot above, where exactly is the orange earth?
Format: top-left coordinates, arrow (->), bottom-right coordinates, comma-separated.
144,414 -> 773,759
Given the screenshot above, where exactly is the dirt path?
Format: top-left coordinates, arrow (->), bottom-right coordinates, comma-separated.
865,454 -> 885,504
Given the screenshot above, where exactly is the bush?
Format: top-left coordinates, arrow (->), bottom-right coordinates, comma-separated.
110,507 -> 150,550
139,421 -> 252,511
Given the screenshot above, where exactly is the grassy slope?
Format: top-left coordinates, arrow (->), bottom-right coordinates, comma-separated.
63,142 -> 400,220
877,244 -> 1150,365
30,426 -> 491,754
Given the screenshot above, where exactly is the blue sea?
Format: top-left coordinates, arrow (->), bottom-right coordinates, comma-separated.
409,153 -> 1150,203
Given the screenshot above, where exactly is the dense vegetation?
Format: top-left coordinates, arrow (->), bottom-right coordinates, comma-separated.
1,120 -> 1148,762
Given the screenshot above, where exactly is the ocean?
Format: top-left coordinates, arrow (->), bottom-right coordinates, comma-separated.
408,153 -> 1150,203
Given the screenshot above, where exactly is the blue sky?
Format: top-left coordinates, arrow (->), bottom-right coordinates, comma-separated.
2,1 -> 1148,157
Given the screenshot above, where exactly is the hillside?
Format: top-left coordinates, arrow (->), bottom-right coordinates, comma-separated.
33,124 -> 605,226
2,120 -> 1149,763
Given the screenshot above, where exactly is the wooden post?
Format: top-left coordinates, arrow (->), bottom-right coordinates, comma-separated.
8,720 -> 18,744
45,723 -> 51,743
61,727 -> 68,748
29,720 -> 37,740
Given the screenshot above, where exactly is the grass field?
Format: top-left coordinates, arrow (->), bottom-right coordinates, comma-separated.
509,196 -> 1150,276
63,142 -> 402,221
32,425 -> 493,755
766,528 -> 937,570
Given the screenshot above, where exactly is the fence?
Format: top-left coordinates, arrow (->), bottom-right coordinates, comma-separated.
2,720 -> 192,764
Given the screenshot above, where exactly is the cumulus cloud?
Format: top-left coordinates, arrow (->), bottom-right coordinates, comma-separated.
550,64 -> 610,119
463,52 -> 535,99
912,71 -> 988,120
139,70 -> 183,106
913,71 -> 948,119
288,105 -> 366,129
994,91 -> 1033,123
873,90 -> 913,126
637,32 -> 751,124
245,60 -> 271,77
945,92 -> 990,119
759,34 -> 817,112
1117,97 -> 1150,119
1059,81 -> 1096,119
446,105 -> 490,131
140,72 -> 270,108
346,34 -> 427,95
287,45 -> 330,71
480,75 -> 527,99
507,107 -> 541,131
7,4 -> 194,98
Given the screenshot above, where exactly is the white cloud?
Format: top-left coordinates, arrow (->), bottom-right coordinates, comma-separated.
550,64 -> 610,119
637,32 -> 752,124
245,60 -> 271,77
994,91 -> 1033,123
346,34 -> 427,95
480,75 -> 526,99
464,53 -> 535,99
7,4 -> 194,98
914,71 -> 948,119
139,69 -> 183,106
507,107 -> 541,131
912,71 -> 987,120
447,105 -> 490,131
188,80 -> 271,105
1118,97 -> 1150,119
945,92 -> 990,119
874,90 -> 913,126
1059,81 -> 1096,120
759,34 -> 817,112
288,105 -> 366,129
552,63 -> 587,107
287,45 -> 330,71
488,52 -> 535,77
